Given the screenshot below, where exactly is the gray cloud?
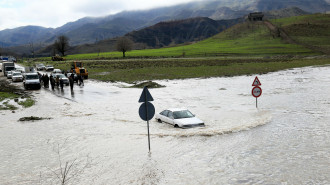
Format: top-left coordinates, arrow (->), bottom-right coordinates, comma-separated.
0,0 -> 199,30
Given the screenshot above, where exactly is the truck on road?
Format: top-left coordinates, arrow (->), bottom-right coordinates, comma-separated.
2,62 -> 15,76
71,61 -> 88,79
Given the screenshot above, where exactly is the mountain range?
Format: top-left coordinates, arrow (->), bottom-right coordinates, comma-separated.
0,0 -> 329,55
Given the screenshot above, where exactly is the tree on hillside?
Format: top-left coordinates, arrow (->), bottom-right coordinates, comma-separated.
116,37 -> 133,57
29,42 -> 35,58
54,35 -> 70,56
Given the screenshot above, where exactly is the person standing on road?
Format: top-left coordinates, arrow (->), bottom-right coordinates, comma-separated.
44,74 -> 49,88
69,74 -> 74,91
50,76 -> 55,90
78,75 -> 84,86
60,78 -> 64,90
55,76 -> 60,87
37,72 -> 42,82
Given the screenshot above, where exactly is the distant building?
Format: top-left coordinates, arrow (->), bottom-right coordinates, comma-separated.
248,12 -> 264,21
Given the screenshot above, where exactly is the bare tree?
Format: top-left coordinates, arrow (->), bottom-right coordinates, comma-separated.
40,142 -> 92,185
116,37 -> 133,57
54,35 -> 70,56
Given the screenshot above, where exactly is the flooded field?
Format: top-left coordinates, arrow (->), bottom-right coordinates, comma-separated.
0,65 -> 330,184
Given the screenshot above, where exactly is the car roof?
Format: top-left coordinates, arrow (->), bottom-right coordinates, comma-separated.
25,73 -> 38,75
167,108 -> 188,112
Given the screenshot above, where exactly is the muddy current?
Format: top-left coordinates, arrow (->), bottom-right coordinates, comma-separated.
0,66 -> 329,184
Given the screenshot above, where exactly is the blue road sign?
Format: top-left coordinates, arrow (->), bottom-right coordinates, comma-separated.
139,102 -> 155,121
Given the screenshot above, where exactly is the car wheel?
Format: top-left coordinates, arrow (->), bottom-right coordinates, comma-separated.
174,124 -> 179,128
157,119 -> 162,123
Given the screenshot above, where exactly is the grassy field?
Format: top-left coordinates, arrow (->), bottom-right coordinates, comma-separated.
29,57 -> 329,83
270,14 -> 330,54
27,14 -> 330,83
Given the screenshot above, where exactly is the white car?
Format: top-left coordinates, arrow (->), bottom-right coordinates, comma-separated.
36,64 -> 45,71
23,73 -> 41,89
15,67 -> 25,73
155,108 -> 205,128
12,71 -> 24,82
45,65 -> 54,71
53,69 -> 62,73
7,71 -> 13,79
52,73 -> 69,85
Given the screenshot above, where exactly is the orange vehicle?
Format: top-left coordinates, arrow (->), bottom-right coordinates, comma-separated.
71,61 -> 88,79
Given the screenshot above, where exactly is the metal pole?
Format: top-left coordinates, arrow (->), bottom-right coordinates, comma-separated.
256,97 -> 258,108
145,88 -> 151,152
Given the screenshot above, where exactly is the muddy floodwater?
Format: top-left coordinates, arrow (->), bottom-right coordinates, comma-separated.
1,66 -> 330,184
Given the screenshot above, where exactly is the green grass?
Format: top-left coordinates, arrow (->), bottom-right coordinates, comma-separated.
0,101 -> 18,110
83,58 -> 330,83
18,98 -> 35,108
0,91 -> 35,110
0,92 -> 20,102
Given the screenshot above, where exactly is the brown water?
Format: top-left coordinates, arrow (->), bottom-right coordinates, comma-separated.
0,65 -> 329,184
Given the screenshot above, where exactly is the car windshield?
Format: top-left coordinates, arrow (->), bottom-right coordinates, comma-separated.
173,110 -> 194,119
26,74 -> 39,80
13,72 -> 21,76
57,74 -> 66,78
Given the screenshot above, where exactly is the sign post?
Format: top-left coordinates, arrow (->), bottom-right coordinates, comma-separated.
252,76 -> 262,108
138,86 -> 155,152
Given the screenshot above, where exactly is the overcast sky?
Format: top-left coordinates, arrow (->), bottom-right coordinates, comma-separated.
0,0 -> 200,31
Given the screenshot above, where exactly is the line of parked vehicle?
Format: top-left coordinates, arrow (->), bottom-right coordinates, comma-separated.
2,62 -> 80,90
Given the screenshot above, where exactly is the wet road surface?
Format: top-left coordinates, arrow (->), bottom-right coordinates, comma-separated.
0,65 -> 329,184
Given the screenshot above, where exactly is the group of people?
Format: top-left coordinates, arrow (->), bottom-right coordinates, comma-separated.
37,72 -> 83,91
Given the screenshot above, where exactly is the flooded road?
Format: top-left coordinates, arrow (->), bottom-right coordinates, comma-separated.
0,65 -> 330,184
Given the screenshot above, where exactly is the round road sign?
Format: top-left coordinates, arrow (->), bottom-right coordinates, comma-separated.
252,86 -> 262,98
139,102 -> 155,121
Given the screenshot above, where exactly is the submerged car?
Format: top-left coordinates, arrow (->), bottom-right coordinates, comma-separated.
155,108 -> 205,128
12,71 -> 23,82
23,73 -> 41,89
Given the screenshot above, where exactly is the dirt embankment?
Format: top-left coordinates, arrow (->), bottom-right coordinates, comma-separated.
0,75 -> 25,95
264,21 -> 297,45
263,20 -> 327,54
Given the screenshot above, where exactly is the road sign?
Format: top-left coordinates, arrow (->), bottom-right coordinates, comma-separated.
139,102 -> 155,121
252,86 -> 262,98
252,76 -> 262,86
138,86 -> 154,102
138,86 -> 154,152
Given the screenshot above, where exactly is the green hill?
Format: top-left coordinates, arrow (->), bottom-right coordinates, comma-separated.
64,14 -> 327,60
270,14 -> 330,54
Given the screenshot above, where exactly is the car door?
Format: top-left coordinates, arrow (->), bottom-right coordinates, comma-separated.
165,111 -> 175,125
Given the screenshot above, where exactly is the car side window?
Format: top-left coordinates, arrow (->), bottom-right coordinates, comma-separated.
161,110 -> 168,116
168,111 -> 174,119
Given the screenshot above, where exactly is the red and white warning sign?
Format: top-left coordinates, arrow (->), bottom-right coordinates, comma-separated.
252,76 -> 262,86
252,86 -> 262,98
